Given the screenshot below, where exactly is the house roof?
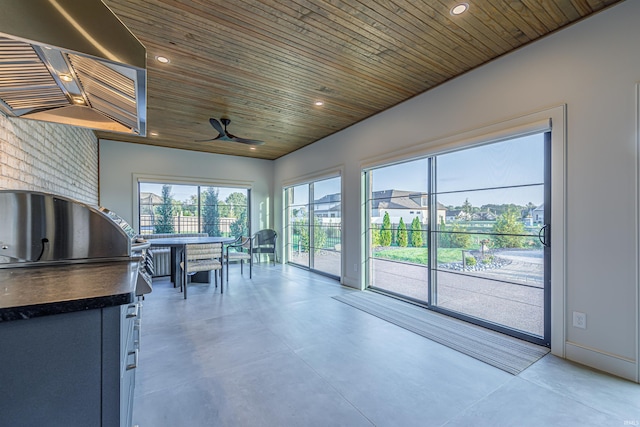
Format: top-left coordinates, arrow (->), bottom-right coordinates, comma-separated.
372,190 -> 446,210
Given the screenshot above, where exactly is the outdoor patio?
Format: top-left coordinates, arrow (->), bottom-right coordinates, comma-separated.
371,249 -> 545,337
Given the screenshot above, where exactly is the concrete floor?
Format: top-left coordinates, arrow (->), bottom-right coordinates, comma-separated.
134,264 -> 640,426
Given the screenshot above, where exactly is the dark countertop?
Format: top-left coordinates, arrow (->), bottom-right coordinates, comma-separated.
0,260 -> 140,322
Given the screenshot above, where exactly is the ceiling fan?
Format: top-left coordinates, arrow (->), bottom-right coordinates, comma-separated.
196,118 -> 265,145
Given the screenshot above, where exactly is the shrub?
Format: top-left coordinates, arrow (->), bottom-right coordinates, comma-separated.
380,212 -> 392,246
370,225 -> 381,247
450,222 -> 471,248
410,217 -> 423,247
299,217 -> 327,253
492,208 -> 525,248
397,217 -> 408,247
465,256 -> 477,266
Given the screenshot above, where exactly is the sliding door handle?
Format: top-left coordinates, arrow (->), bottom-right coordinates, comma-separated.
538,224 -> 550,247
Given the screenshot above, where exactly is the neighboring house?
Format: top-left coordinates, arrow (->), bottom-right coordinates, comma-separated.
533,204 -> 544,224
139,192 -> 163,214
313,193 -> 342,218
471,210 -> 497,221
446,210 -> 463,222
371,189 -> 447,225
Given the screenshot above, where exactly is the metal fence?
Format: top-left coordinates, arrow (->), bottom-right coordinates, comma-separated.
140,214 -> 238,236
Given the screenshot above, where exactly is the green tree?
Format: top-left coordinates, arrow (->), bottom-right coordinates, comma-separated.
492,208 -> 526,248
230,209 -> 248,238
410,217 -> 423,247
380,211 -> 392,246
397,217 -> 408,247
299,217 -> 327,253
462,198 -> 473,216
202,187 -> 221,236
225,192 -> 247,219
154,185 -> 175,233
218,201 -> 231,218
181,194 -> 198,216
450,222 -> 471,248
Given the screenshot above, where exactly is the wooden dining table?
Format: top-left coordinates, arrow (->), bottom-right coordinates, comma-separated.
147,236 -> 236,291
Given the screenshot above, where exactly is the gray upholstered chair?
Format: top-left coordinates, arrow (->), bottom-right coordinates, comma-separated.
180,242 -> 223,299
225,236 -> 252,282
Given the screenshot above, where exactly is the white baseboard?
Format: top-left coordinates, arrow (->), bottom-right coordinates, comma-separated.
341,275 -> 361,289
565,342 -> 638,383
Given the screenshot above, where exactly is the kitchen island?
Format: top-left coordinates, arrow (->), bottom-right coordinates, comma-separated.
0,260 -> 143,427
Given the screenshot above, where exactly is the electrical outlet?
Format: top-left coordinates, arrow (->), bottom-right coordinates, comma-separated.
573,311 -> 586,329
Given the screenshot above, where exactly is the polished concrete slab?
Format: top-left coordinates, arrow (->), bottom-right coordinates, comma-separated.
134,264 -> 640,426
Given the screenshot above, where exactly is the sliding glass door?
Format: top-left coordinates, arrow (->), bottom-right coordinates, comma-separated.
366,132 -> 550,345
285,176 -> 342,279
432,134 -> 549,342
367,159 -> 430,302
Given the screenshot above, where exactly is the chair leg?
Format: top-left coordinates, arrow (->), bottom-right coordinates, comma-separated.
182,252 -> 188,300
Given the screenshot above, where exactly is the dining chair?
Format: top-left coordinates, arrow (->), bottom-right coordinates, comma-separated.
180,242 -> 223,299
252,229 -> 277,265
225,236 -> 252,282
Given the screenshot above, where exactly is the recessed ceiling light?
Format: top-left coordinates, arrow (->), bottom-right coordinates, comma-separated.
59,74 -> 73,82
155,55 -> 170,64
450,3 -> 469,15
314,100 -> 324,106
149,131 -> 158,137
250,147 -> 256,150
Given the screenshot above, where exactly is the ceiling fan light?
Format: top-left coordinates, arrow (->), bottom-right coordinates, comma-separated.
451,3 -> 469,15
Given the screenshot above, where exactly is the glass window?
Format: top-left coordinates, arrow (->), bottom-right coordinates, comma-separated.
138,182 -> 249,238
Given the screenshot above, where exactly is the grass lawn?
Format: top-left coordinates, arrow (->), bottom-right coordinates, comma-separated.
373,247 -> 468,265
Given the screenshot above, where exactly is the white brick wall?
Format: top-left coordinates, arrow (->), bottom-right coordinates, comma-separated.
0,115 -> 98,204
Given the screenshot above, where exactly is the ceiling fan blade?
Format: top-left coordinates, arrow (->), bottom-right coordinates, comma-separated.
230,136 -> 265,146
209,118 -> 225,135
202,117 -> 264,145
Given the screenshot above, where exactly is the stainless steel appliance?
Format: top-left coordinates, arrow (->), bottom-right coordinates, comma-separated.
0,190 -> 152,295
0,0 -> 146,135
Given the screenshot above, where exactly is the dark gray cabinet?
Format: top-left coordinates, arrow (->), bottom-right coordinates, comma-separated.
0,302 -> 140,426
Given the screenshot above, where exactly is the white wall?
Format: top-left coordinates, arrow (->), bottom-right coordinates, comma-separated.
99,140 -> 274,235
274,1 -> 640,382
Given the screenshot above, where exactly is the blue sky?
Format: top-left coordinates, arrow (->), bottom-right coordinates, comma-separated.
142,134 -> 544,209
140,183 -> 245,203
371,133 -> 545,207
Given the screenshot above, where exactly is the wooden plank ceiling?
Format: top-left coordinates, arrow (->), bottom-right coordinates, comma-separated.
99,0 -> 622,160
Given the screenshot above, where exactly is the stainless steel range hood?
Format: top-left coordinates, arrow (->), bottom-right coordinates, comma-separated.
0,0 -> 146,135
